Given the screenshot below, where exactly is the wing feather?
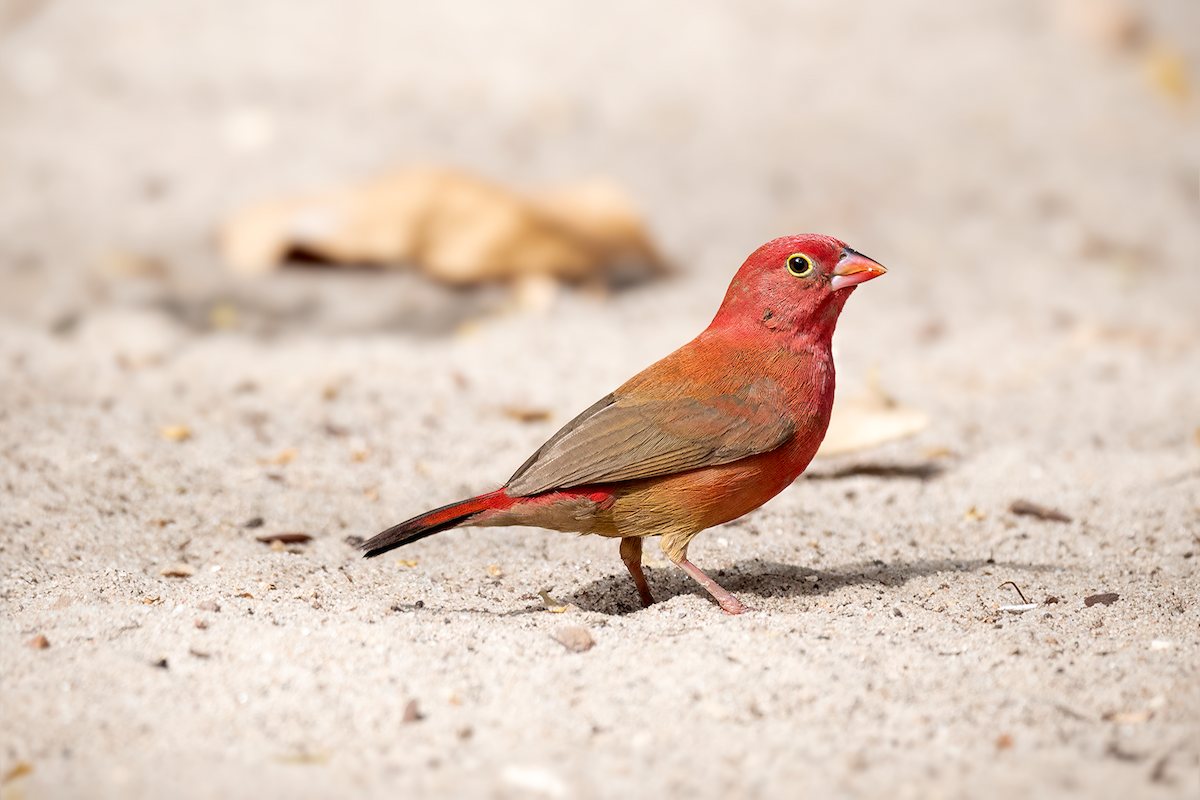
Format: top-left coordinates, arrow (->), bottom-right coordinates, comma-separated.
505,378 -> 794,496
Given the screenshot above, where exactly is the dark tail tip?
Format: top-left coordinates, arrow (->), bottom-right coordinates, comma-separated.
359,509 -> 479,559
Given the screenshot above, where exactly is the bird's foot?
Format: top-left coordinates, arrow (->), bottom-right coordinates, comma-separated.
676,558 -> 748,615
716,592 -> 748,615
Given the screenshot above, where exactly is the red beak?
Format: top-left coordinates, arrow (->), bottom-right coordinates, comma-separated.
830,251 -> 887,291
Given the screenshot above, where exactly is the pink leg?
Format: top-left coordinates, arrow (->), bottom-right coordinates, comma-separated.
675,558 -> 748,615
619,537 -> 656,608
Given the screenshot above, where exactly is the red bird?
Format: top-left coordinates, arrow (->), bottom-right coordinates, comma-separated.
361,234 -> 886,613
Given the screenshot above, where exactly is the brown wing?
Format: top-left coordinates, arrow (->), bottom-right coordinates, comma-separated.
505,378 -> 794,496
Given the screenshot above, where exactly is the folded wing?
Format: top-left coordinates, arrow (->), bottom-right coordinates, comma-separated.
506,378 -> 795,496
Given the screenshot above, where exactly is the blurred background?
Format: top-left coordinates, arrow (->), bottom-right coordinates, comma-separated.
1,0 -> 1195,338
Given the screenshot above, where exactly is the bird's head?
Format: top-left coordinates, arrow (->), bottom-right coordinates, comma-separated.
711,234 -> 887,346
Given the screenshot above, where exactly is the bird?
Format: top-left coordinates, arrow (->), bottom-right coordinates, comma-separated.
360,234 -> 886,614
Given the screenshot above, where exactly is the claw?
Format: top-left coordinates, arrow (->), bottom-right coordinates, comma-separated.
675,558 -> 748,614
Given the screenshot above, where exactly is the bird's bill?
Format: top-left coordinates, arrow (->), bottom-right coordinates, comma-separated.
829,252 -> 887,291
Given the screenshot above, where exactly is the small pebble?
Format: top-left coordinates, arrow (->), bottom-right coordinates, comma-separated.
553,626 -> 595,653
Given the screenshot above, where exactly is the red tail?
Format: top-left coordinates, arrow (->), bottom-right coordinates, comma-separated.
359,489 -> 515,558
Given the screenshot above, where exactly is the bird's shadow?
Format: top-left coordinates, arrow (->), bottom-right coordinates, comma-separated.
561,557 -> 1059,615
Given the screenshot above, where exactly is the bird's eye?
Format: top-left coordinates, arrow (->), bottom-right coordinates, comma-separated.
786,253 -> 814,278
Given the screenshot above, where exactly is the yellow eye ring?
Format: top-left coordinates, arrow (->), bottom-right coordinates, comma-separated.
786,253 -> 814,277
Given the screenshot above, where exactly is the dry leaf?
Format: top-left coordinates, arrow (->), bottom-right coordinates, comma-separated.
396,559 -> 419,568
218,166 -> 668,286
160,425 -> 191,442
538,589 -> 569,613
160,563 -> 196,577
816,372 -> 928,457
255,533 -> 313,545
1084,592 -> 1120,607
1009,499 -> 1073,522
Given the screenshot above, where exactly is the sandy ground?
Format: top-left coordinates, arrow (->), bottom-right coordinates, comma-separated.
1,1 -> 1198,798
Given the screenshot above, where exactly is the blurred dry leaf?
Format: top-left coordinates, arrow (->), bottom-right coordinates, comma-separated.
160,425 -> 191,442
1,760 -> 33,784
501,405 -> 552,424
816,372 -> 929,457
1009,499 -> 1073,522
1144,46 -> 1189,104
513,273 -> 561,311
1054,0 -> 1143,51
161,563 -> 195,577
93,249 -> 167,280
274,750 -> 331,765
255,533 -> 313,545
218,166 -> 668,286
258,447 -> 297,466
396,559 -> 419,568
208,301 -> 239,331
